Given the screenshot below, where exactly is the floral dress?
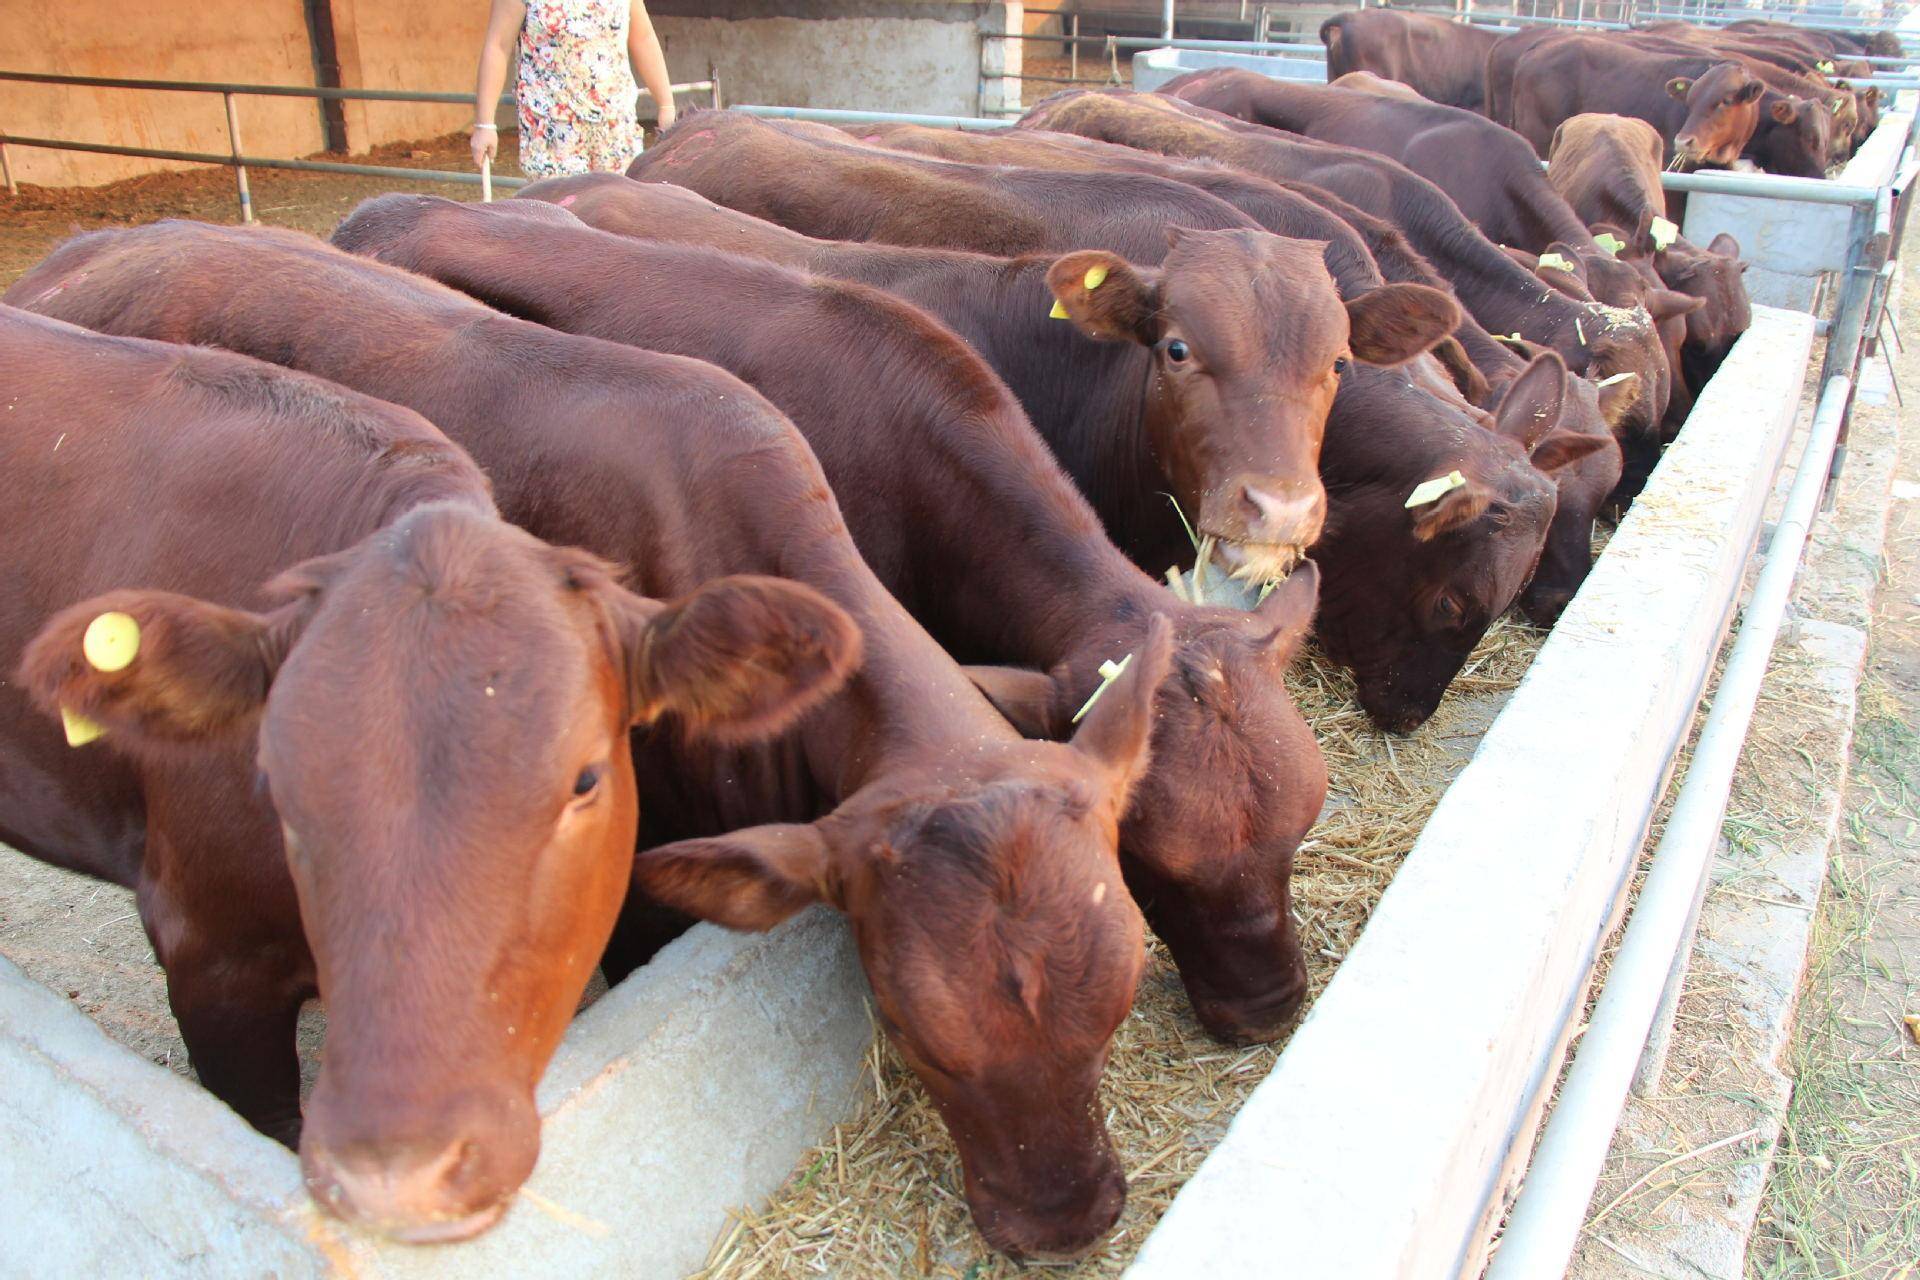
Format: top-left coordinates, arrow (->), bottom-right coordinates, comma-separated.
516,0 -> 643,178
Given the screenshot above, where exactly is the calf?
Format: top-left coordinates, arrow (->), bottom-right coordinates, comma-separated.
1506,36 -> 1765,169
0,306 -> 854,1242
1547,113 -> 1753,388
627,115 -> 1461,579
1161,69 -> 1598,254
1018,90 -> 1665,440
1331,70 -> 1431,101
338,191 -> 1330,1045
1318,9 -> 1503,111
515,180 -> 1605,720
10,223 -> 1168,1259
631,109 -> 1262,264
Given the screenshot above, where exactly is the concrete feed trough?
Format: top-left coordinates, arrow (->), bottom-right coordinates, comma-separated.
0,299 -> 1818,1275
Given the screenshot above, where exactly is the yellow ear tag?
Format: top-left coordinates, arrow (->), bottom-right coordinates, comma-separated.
1083,264 -> 1109,291
1071,653 -> 1134,724
61,706 -> 107,748
1049,298 -> 1070,320
1594,232 -> 1626,257
1650,216 -> 1680,252
82,610 -> 141,673
1405,470 -> 1466,509
1536,252 -> 1576,273
1596,371 -> 1638,388
1506,332 -> 1525,343
1817,60 -> 1835,74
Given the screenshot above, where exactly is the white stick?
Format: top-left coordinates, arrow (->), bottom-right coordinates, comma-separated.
482,154 -> 493,204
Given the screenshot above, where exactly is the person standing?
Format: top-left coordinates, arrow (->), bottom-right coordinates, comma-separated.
471,0 -> 677,179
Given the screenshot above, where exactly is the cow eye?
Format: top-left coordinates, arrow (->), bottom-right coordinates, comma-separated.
1164,338 -> 1191,363
1333,356 -> 1351,376
571,764 -> 605,799
1436,594 -> 1465,625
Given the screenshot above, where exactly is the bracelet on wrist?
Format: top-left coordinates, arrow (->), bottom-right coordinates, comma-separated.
472,122 -> 499,131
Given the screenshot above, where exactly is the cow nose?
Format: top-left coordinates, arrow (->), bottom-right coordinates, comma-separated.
304,1138 -> 509,1243
1237,481 -> 1325,548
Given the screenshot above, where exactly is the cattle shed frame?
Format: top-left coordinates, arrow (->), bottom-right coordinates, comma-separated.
0,5 -> 1914,1277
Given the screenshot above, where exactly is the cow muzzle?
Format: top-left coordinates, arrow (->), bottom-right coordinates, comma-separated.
966,1155 -> 1128,1260
1202,477 -> 1325,586
300,1094 -> 537,1243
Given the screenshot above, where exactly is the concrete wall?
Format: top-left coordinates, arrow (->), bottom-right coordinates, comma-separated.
0,0 -> 326,188
329,0 -> 489,153
651,0 -> 1022,118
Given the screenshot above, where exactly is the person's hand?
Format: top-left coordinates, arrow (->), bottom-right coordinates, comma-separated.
656,102 -> 676,131
471,125 -> 499,167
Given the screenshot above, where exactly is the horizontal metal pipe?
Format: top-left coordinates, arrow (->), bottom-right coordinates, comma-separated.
1654,167 -> 1879,203
995,30 -> 1326,51
731,104 -> 1016,129
1483,371 -> 1853,1280
1633,10 -> 1909,32
0,134 -> 529,188
0,69 -> 711,104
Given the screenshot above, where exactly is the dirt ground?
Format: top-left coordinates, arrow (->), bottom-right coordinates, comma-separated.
0,131 -> 513,290
1747,341 -> 1920,1274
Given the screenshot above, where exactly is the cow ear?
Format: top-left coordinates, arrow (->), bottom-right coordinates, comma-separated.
1070,613 -> 1173,801
1530,430 -> 1613,475
1771,98 -> 1803,124
1345,283 -> 1460,366
1707,232 -> 1741,258
1737,79 -> 1765,104
1647,289 -> 1707,323
1431,336 -> 1493,404
632,822 -> 835,931
1046,251 -> 1158,345
965,665 -> 1065,738
1410,480 -> 1493,543
1597,370 -> 1644,428
1244,560 -> 1319,667
1666,76 -> 1695,100
610,571 -> 862,744
1495,333 -> 1550,361
1490,352 -> 1568,452
18,587 -> 315,749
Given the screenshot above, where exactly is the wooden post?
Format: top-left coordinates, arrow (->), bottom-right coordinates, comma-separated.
0,139 -> 16,197
222,93 -> 253,224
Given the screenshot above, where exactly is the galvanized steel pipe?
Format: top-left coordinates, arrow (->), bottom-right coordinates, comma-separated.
1484,372 -> 1854,1280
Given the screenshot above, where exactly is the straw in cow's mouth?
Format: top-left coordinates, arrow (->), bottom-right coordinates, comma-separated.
1160,494 -> 1300,610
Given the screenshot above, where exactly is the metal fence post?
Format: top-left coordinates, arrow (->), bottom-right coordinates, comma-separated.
221,91 -> 252,224
1070,12 -> 1080,80
0,136 -> 16,196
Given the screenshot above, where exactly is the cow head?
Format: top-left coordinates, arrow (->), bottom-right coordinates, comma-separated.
1314,359 -> 1602,730
1667,63 -> 1765,168
1512,368 -> 1624,626
970,567 -> 1325,1045
1750,94 -> 1837,177
633,618 -> 1177,1258
21,502 -> 861,1243
1046,229 -> 1457,585
1657,232 -> 1752,387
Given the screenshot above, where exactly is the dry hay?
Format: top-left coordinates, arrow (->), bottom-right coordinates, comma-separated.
695,615 -> 1549,1280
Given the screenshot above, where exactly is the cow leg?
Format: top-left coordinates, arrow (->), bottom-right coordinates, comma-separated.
138,846 -> 311,1146
167,974 -> 306,1145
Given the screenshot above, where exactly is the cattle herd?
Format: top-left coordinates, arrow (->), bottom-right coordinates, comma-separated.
0,9 -> 1878,1261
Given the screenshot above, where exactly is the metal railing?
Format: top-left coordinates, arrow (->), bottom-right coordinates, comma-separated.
0,69 -> 720,215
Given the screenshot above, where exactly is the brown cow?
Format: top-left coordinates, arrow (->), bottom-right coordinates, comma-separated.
0,305 -> 857,1242
1547,113 -> 1753,389
8,223 -> 1170,1258
336,190 -> 1330,1044
1506,36 -> 1765,168
1331,69 -> 1431,101
511,179 -> 1606,719
1017,90 -> 1664,439
761,126 -> 1622,620
1319,9 -> 1503,110
629,110 -> 1462,580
